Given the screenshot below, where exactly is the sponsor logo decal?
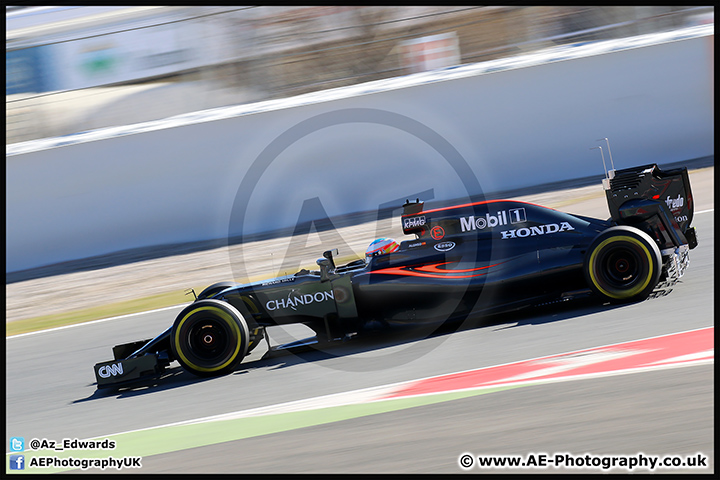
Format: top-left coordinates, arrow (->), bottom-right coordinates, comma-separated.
664,194 -> 687,223
665,194 -> 684,210
333,286 -> 350,304
430,226 -> 445,240
403,215 -> 426,229
501,222 -> 575,239
266,290 -> 335,311
460,208 -> 526,232
261,277 -> 296,286
98,363 -> 124,378
434,241 -> 456,252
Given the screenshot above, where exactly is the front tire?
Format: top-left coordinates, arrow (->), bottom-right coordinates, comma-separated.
584,226 -> 662,303
171,299 -> 249,377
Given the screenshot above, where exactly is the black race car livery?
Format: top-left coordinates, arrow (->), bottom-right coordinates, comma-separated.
94,163 -> 697,389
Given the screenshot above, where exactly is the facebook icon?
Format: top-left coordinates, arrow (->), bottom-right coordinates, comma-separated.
10,454 -> 25,470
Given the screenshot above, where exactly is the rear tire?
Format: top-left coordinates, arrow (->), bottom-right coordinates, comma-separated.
171,299 -> 249,377
584,226 -> 662,303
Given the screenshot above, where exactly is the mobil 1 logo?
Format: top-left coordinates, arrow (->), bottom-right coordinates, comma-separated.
461,207 -> 526,232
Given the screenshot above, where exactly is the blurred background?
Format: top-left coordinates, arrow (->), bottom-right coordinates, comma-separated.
6,6 -> 714,145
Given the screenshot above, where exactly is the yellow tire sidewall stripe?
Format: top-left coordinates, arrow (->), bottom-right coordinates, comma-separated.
174,306 -> 243,373
589,235 -> 654,299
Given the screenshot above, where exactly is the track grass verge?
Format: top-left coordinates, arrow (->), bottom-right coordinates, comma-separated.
6,290 -> 192,337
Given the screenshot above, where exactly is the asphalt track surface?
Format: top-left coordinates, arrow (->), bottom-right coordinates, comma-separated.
6,188 -> 714,474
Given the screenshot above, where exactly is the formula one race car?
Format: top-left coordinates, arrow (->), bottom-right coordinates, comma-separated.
94,163 -> 697,389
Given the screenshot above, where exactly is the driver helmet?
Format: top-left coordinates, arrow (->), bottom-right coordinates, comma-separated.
365,237 -> 400,258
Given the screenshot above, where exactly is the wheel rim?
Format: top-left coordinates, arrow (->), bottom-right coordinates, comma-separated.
187,319 -> 231,362
600,246 -> 643,288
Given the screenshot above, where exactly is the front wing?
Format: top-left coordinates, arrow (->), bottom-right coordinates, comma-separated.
94,354 -> 165,389
94,329 -> 172,389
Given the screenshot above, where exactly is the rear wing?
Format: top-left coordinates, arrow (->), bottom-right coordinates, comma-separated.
604,163 -> 697,250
